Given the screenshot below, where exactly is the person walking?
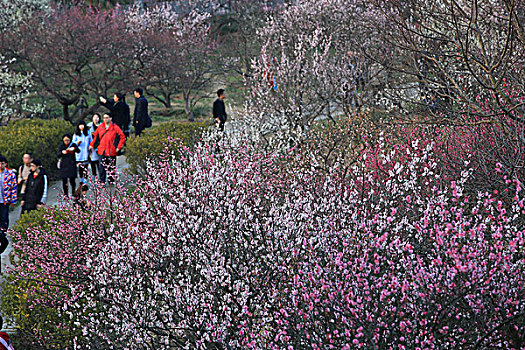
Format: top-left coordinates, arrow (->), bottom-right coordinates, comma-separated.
89,113 -> 125,184
213,89 -> 227,132
17,152 -> 32,196
72,121 -> 92,184
99,92 -> 131,140
133,87 -> 149,137
0,156 -> 16,260
87,113 -> 102,181
20,158 -> 47,215
58,134 -> 80,197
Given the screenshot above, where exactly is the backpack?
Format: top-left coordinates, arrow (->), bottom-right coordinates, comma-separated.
145,114 -> 152,128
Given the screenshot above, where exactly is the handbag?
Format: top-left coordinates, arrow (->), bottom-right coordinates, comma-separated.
93,128 -> 110,149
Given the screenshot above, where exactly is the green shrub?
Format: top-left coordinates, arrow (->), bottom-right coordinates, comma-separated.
126,121 -> 204,174
0,119 -> 74,180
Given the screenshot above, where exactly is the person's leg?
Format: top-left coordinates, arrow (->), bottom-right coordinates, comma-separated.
135,126 -> 143,137
90,160 -> 98,177
77,162 -> 84,183
80,162 -> 89,183
0,204 -> 10,255
99,157 -> 108,184
219,116 -> 226,132
62,178 -> 69,196
69,177 -> 76,196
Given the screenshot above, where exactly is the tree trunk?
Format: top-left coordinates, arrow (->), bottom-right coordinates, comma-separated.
59,96 -> 80,123
184,95 -> 194,122
62,103 -> 71,123
75,102 -> 101,125
162,91 -> 172,108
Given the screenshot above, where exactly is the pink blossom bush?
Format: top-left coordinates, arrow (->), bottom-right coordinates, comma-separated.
3,131 -> 525,349
76,135 -> 524,348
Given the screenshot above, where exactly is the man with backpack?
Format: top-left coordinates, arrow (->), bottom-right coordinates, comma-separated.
89,113 -> 125,184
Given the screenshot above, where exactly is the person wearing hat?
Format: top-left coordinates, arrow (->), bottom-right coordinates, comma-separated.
0,155 -> 17,257
21,158 -> 47,215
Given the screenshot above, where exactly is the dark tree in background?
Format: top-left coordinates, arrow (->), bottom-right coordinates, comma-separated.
1,4 -> 133,123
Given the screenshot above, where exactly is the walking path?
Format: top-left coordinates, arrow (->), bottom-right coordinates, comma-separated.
1,156 -> 130,270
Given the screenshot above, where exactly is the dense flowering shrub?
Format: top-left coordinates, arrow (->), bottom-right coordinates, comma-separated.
3,129 -> 525,348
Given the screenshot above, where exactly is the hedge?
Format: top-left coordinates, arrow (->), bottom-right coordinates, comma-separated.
125,121 -> 204,174
0,119 -> 74,180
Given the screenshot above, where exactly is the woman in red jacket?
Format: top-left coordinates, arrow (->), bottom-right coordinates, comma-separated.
89,113 -> 125,184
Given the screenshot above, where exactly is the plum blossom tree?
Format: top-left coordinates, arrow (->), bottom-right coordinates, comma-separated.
0,0 -> 48,123
0,0 -> 49,31
2,130 -> 515,348
1,129 -> 524,348
65,133 -> 523,349
0,4 -> 133,123
245,0 -> 385,144
0,57 -> 40,125
371,0 -> 525,124
126,3 -> 219,120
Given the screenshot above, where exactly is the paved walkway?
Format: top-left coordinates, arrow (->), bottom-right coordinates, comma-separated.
1,156 -> 130,270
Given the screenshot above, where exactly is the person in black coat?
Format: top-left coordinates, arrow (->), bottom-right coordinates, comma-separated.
21,159 -> 47,215
133,87 -> 149,137
213,89 -> 227,132
58,133 -> 80,197
99,92 -> 131,138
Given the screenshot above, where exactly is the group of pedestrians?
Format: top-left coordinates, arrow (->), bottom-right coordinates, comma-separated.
58,87 -> 150,196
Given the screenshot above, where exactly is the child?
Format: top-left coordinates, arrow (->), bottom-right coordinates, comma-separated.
73,184 -> 90,210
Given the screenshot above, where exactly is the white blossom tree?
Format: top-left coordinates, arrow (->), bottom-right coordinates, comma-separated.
126,3 -> 219,120
0,57 -> 38,124
0,0 -> 49,31
0,0 -> 48,123
243,0 -> 385,144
